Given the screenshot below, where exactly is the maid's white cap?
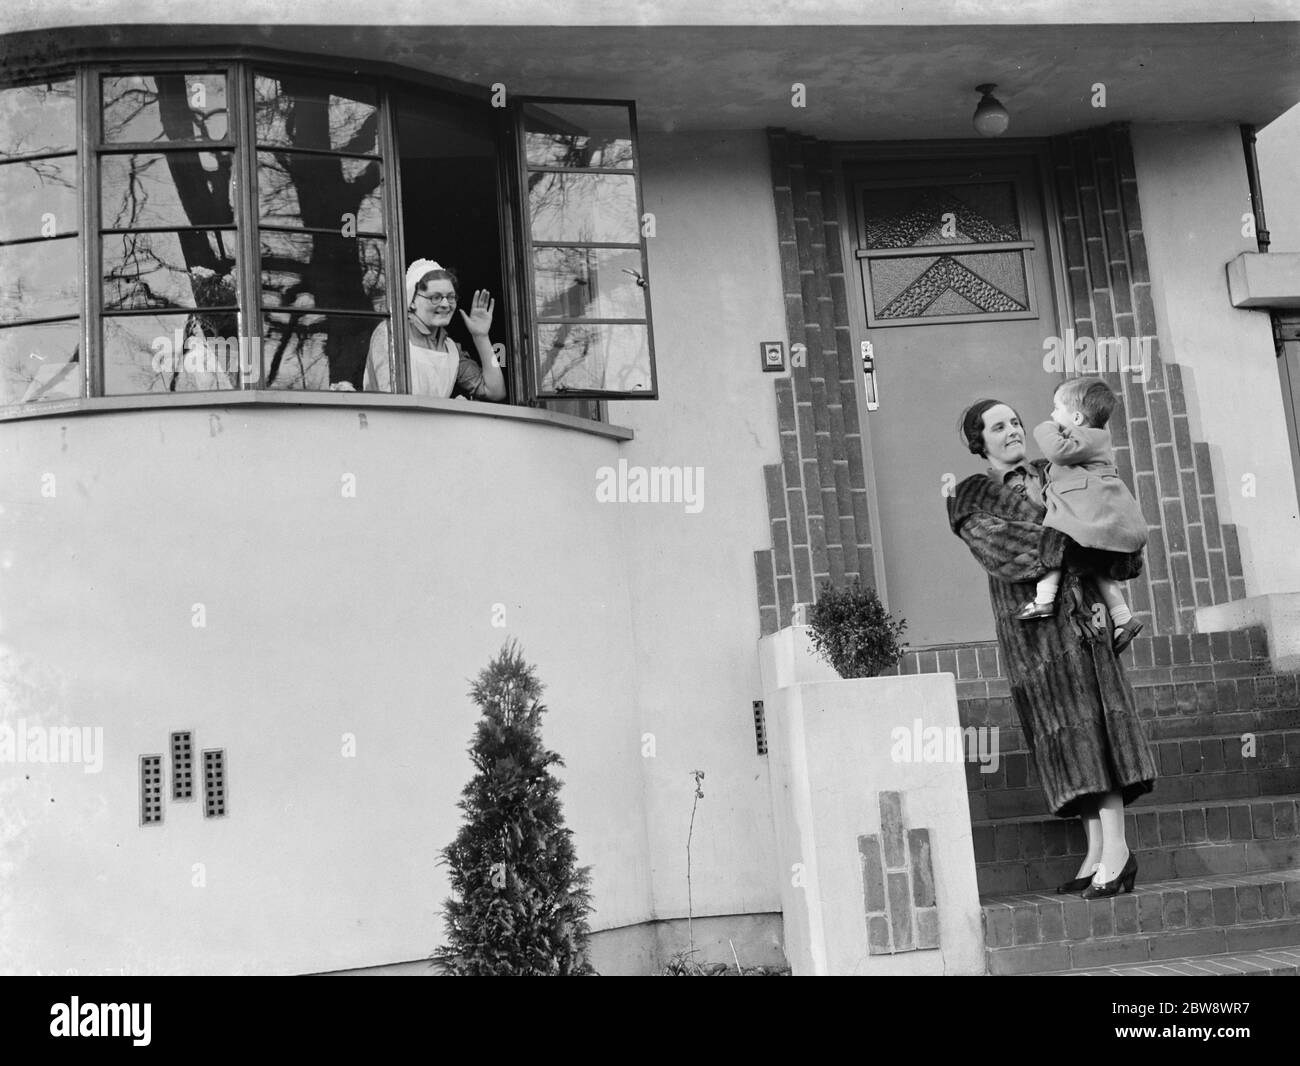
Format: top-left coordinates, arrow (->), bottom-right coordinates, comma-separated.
405,258 -> 445,308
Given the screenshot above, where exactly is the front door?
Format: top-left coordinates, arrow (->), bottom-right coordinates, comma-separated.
848,152 -> 1064,646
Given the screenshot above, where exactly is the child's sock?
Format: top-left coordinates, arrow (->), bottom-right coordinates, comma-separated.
1109,604 -> 1133,627
1097,577 -> 1132,627
1035,569 -> 1061,606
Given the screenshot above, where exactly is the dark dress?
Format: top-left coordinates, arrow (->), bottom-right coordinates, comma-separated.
947,460 -> 1158,818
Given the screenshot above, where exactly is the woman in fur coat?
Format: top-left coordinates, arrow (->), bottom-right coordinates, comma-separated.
947,399 -> 1158,899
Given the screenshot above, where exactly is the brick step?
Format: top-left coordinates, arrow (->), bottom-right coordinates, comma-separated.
973,795 -> 1300,895
966,727 -> 1299,794
983,869 -> 1300,975
902,627 -> 1274,690
1053,947 -> 1300,975
967,751 -> 1300,823
1055,951 -> 1300,972
960,683 -> 1300,734
971,765 -> 1300,821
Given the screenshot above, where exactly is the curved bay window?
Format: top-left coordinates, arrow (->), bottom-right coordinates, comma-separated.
0,56 -> 658,419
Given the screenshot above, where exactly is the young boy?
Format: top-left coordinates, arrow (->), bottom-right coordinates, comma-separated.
1018,376 -> 1148,655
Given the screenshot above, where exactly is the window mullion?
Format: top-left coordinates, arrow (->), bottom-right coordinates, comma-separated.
80,67 -> 101,398
378,83 -> 407,396
233,61 -> 261,389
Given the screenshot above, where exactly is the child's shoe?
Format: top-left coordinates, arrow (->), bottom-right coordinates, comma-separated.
1112,620 -> 1144,656
1014,600 -> 1056,621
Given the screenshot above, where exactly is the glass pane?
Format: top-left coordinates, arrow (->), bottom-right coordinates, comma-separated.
537,322 -> 651,394
103,311 -> 243,395
260,231 -> 386,312
0,79 -> 76,159
533,246 -> 646,321
103,230 -> 238,312
868,251 -> 1029,320
0,237 -> 79,323
254,74 -> 379,154
102,74 -> 228,143
0,320 -> 82,405
527,172 -> 638,244
257,151 -> 383,232
0,156 -> 77,241
262,311 -> 381,391
101,151 -> 235,229
863,182 -> 1022,249
523,102 -> 633,169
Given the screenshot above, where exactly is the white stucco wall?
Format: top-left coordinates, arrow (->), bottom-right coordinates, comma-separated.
609,130 -> 789,924
0,406 -> 654,974
1131,123 -> 1300,596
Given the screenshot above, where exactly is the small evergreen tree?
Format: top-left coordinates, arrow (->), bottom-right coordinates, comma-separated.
806,578 -> 908,679
434,641 -> 595,975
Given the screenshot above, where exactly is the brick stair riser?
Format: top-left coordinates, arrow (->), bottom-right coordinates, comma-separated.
954,662 -> 1294,707
965,728 -> 1300,793
983,875 -> 1300,974
1061,948 -> 1300,976
979,839 -> 1300,895
973,797 -> 1300,893
988,920 -> 1300,974
959,683 -> 1300,734
970,766 -> 1300,821
900,626 -> 1273,686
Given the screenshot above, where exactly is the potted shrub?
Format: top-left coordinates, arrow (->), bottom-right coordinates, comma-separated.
806,578 -> 908,679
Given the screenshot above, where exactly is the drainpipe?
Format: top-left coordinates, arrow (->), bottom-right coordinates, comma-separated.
1241,124 -> 1271,254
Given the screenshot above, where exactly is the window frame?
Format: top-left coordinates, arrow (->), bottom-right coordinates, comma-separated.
512,94 -> 658,402
0,46 -> 652,418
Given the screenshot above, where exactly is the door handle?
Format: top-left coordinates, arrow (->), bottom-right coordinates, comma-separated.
861,340 -> 879,411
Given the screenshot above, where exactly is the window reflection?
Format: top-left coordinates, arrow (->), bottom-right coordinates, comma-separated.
0,238 -> 80,322
101,152 -> 235,229
538,323 -> 651,394
0,321 -> 82,405
257,152 -> 383,232
255,74 -> 379,155
103,231 -> 238,312
102,74 -> 228,144
527,172 -> 639,244
523,103 -> 634,169
263,311 -> 378,390
533,247 -> 646,321
0,158 -> 77,241
0,80 -> 76,158
103,311 -> 241,395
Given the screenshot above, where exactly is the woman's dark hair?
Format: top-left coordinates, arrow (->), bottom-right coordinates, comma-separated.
958,398 -> 1019,458
415,266 -> 459,298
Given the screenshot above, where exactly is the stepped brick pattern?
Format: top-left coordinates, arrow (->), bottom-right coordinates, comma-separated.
1049,124 -> 1245,634
755,124 -> 1244,639
754,130 -> 875,637
960,624 -> 1300,975
859,791 -> 941,954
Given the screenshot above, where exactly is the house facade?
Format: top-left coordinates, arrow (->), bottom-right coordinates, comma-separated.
2,3 -> 1299,975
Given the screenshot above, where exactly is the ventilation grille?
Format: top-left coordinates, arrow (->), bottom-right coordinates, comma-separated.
203,749 -> 227,818
171,731 -> 194,801
140,755 -> 163,825
753,700 -> 768,755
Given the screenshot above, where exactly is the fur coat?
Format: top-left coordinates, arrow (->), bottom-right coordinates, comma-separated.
947,461 -> 1157,818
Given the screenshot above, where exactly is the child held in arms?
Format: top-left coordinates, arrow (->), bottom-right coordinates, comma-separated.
1018,376 -> 1148,655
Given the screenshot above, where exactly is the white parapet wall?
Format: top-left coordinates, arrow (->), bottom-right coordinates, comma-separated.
758,627 -> 985,975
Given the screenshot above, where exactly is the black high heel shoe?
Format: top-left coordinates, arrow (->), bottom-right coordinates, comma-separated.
1056,862 -> 1099,894
1081,852 -> 1138,899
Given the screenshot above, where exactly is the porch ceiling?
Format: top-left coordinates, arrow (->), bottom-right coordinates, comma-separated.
4,21 -> 1300,137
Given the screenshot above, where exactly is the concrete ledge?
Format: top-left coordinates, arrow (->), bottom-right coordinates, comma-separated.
1197,592 -> 1300,672
1226,251 -> 1300,309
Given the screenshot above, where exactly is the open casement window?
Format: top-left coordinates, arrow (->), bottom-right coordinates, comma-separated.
515,98 -> 657,401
